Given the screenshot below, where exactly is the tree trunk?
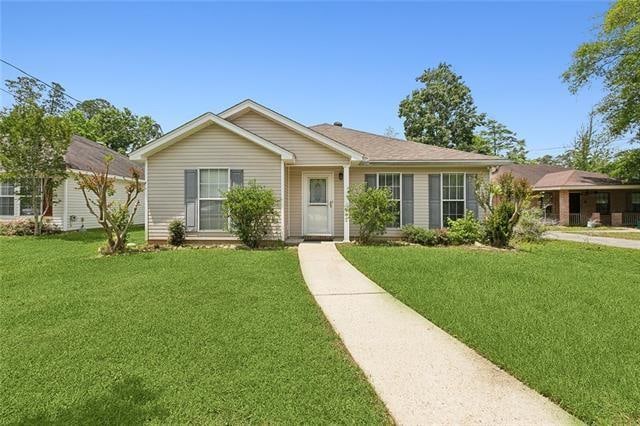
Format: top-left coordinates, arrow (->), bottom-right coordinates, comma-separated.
32,177 -> 41,236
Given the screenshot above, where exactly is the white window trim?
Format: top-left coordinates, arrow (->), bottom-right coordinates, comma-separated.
441,172 -> 466,226
371,172 -> 403,229
196,168 -> 230,232
0,182 -> 20,218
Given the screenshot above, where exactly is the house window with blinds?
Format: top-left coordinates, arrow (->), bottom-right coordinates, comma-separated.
442,173 -> 465,224
199,169 -> 229,231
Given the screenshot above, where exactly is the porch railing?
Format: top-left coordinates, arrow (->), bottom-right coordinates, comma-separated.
569,213 -> 589,226
623,212 -> 640,227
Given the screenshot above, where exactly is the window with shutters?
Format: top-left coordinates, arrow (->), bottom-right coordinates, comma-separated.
442,173 -> 465,224
199,169 -> 229,231
367,173 -> 403,228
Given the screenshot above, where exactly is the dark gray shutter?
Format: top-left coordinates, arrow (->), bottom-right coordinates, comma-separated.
230,169 -> 244,187
466,174 -> 478,218
364,174 -> 377,189
401,174 -> 414,225
184,169 -> 197,231
428,174 -> 441,229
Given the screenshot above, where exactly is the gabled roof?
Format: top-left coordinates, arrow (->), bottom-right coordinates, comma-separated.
129,112 -> 294,161
535,169 -> 624,189
494,164 -> 640,191
219,99 -> 364,161
311,123 -> 509,165
67,135 -> 144,179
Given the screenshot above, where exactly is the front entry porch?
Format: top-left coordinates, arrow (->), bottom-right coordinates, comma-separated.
541,189 -> 640,227
285,165 -> 351,242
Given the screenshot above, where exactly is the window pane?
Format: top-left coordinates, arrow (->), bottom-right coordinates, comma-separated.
309,179 -> 327,204
389,200 -> 400,228
632,193 -> 640,204
200,169 -> 228,198
0,197 -> 14,216
199,200 -> 225,230
443,201 -> 465,224
0,182 -> 14,196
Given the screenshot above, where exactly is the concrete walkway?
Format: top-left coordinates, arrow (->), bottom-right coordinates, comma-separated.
298,242 -> 576,425
545,231 -> 640,250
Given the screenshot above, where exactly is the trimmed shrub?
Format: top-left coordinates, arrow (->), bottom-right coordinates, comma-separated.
168,219 -> 186,246
0,218 -> 59,236
347,184 -> 395,244
402,225 -> 438,246
513,208 -> 546,243
223,180 -> 278,249
401,225 -> 451,246
447,211 -> 482,245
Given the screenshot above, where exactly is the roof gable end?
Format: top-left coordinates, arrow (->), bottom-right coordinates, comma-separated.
218,99 -> 364,161
129,112 -> 294,161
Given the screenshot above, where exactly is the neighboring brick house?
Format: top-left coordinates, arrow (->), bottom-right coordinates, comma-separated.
493,164 -> 640,226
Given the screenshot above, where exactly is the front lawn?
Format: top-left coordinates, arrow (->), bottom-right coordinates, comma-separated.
339,241 -> 640,424
1,229 -> 388,424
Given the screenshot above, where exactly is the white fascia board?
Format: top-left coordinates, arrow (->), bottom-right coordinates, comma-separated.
534,185 -> 640,191
129,112 -> 294,161
219,100 -> 364,161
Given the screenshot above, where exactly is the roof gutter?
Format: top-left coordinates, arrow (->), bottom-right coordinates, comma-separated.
535,184 -> 640,191
363,159 -> 511,167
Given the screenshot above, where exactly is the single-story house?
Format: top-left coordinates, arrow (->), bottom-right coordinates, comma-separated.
129,99 -> 509,243
494,164 -> 640,226
0,135 -> 145,230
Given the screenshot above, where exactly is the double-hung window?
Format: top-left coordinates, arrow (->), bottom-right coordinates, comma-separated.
377,173 -> 401,228
442,173 -> 465,224
0,182 -> 15,216
199,169 -> 228,231
595,192 -> 610,214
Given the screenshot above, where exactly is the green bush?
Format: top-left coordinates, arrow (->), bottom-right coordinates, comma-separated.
401,225 -> 451,246
447,211 -> 482,245
223,181 -> 278,249
402,225 -> 438,245
0,218 -> 59,236
347,184 -> 395,244
483,201 -> 515,248
168,219 -> 186,246
513,208 -> 546,243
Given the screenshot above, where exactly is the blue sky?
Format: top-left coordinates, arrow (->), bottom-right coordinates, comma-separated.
1,1 -> 612,157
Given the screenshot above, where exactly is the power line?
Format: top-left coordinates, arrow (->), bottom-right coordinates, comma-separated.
0,87 -> 15,98
0,58 -> 82,103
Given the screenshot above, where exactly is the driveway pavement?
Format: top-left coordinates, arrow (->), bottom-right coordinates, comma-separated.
544,231 -> 640,249
298,242 -> 577,425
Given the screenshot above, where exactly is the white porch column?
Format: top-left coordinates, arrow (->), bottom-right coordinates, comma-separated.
343,164 -> 350,242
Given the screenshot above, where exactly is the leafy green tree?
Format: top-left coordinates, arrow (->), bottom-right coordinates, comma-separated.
557,114 -> 612,172
474,118 -> 528,163
563,0 -> 640,142
399,63 -> 484,150
0,77 -> 71,235
531,154 -> 562,165
65,98 -> 162,153
607,149 -> 640,183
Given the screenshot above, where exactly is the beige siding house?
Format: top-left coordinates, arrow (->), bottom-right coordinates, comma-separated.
1,135 -> 145,230
130,100 -> 508,243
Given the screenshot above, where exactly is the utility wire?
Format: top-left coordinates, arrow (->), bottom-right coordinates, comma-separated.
0,58 -> 82,103
0,87 -> 15,98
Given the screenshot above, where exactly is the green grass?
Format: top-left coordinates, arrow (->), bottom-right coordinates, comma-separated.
339,242 -> 640,424
1,228 -> 388,424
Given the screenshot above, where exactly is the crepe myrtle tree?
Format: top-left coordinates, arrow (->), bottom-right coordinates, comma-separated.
0,77 -> 72,235
75,156 -> 144,254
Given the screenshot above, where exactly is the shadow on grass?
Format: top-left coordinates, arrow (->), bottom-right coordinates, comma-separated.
18,376 -> 169,425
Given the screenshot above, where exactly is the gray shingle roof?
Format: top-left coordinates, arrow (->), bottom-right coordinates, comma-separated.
310,123 -> 504,163
65,135 -> 144,179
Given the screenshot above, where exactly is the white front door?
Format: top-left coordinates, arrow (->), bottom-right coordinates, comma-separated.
303,173 -> 333,236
